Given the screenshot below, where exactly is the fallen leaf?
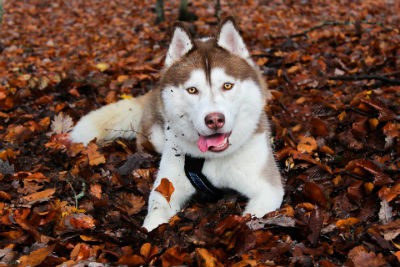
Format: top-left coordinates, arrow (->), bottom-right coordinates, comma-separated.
155,178 -> 175,204
347,245 -> 387,267
22,188 -> 56,204
67,213 -> 96,230
336,218 -> 360,229
297,135 -> 318,153
378,200 -> 393,224
90,183 -> 102,199
86,142 -> 106,166
17,245 -> 55,267
247,215 -> 295,230
195,248 -> 223,267
49,112 -> 74,135
117,192 -> 145,216
303,182 -> 328,208
160,246 -> 191,267
378,183 -> 400,202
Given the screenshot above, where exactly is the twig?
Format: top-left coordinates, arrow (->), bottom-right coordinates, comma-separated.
267,20 -> 397,40
66,179 -> 86,209
328,74 -> 400,85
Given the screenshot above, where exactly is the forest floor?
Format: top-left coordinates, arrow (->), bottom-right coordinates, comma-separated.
0,0 -> 399,266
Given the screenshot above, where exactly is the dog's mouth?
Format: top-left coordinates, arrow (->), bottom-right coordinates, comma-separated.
197,132 -> 231,153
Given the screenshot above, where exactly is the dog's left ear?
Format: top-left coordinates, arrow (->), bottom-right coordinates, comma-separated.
217,17 -> 251,60
165,23 -> 194,67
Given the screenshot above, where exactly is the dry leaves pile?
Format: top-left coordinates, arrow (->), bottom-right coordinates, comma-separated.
0,0 -> 399,266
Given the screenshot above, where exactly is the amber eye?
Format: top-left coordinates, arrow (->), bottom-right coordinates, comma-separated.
223,82 -> 234,90
186,87 -> 198,94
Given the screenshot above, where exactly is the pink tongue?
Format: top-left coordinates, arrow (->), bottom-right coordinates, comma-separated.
197,134 -> 226,152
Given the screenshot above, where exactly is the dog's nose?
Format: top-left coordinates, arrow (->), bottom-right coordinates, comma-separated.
205,112 -> 225,130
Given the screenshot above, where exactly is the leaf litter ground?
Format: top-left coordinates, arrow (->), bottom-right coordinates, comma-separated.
0,0 -> 399,266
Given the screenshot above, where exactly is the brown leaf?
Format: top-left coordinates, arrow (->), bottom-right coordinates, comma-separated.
90,183 -> 102,199
22,188 -> 56,204
347,245 -> 387,267
346,159 -> 393,186
378,183 -> 400,202
25,172 -> 50,183
310,117 -> 329,137
67,213 -> 96,230
140,242 -> 159,260
303,182 -> 328,208
377,219 -> 400,241
0,191 -> 11,200
215,215 -> 246,235
86,142 -> 106,166
336,218 -> 360,229
195,248 -> 223,267
118,246 -> 146,266
297,135 -> 318,153
17,245 -> 55,267
70,243 -> 91,262
160,246 -> 191,267
117,193 -> 145,216
361,98 -> 396,121
382,121 -> 399,138
307,206 -> 323,246
155,178 -> 175,203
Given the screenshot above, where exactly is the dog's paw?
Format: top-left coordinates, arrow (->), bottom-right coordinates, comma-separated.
243,189 -> 283,218
142,208 -> 171,231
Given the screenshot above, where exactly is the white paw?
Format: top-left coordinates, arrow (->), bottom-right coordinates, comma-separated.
142,208 -> 171,231
243,189 -> 283,218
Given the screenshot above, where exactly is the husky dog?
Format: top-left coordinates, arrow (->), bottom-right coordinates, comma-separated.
70,18 -> 284,231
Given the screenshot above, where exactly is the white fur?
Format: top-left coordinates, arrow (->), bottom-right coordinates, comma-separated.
70,98 -> 143,145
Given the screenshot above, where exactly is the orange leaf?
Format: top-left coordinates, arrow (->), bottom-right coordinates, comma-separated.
155,178 -> 175,203
18,244 -> 55,267
118,193 -> 145,216
395,251 -> 400,262
22,188 -> 56,204
25,172 -> 50,183
90,183 -> 102,199
348,245 -> 387,267
378,183 -> 400,202
0,191 -> 11,200
160,246 -> 190,267
87,142 -> 106,166
195,248 -> 223,267
140,243 -> 159,262
336,217 -> 360,229
303,182 -> 328,208
297,135 -> 318,153
70,243 -> 91,262
68,213 -> 96,229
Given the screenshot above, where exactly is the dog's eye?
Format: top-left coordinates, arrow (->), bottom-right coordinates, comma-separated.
186,87 -> 198,94
223,82 -> 234,90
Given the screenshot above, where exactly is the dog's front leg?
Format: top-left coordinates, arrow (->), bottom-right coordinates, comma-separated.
142,149 -> 195,231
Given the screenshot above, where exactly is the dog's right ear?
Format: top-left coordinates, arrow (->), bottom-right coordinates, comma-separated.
165,23 -> 194,67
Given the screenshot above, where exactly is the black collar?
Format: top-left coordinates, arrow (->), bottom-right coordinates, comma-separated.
184,154 -> 223,198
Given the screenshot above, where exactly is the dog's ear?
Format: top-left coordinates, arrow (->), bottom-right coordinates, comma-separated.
217,17 -> 250,60
165,23 -> 194,67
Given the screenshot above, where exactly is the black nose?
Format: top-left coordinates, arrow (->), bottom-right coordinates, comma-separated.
205,112 -> 225,130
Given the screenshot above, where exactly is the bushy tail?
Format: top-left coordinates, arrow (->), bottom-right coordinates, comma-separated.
70,96 -> 146,145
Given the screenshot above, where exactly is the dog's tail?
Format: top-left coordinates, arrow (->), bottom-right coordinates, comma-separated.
70,94 -> 149,145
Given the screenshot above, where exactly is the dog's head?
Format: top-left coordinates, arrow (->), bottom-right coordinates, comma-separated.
160,18 -> 267,157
